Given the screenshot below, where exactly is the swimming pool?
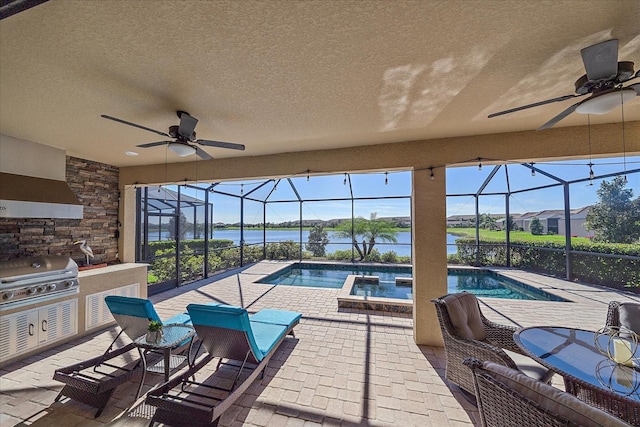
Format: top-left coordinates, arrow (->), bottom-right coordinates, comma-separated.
258,263 -> 567,302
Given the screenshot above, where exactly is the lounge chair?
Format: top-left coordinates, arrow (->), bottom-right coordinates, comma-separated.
464,358 -> 630,427
52,296 -> 191,417
145,304 -> 302,427
432,292 -> 553,395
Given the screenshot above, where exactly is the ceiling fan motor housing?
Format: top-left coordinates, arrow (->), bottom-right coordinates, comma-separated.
574,61 -> 635,95
168,125 -> 196,141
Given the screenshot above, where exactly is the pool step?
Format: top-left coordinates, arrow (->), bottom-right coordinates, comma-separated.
395,277 -> 413,287
354,276 -> 379,285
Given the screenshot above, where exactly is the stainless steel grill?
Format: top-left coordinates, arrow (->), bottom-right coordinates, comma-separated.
0,255 -> 79,310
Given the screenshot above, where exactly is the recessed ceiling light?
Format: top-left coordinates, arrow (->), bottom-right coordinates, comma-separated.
125,151 -> 139,156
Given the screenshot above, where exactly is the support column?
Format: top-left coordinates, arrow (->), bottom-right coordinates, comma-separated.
119,186 -> 137,263
412,168 -> 447,346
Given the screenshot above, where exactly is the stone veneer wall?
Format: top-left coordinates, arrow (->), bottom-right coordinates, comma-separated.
0,156 -> 120,265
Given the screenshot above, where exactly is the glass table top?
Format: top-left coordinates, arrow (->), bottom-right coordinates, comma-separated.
515,326 -> 639,401
134,323 -> 195,349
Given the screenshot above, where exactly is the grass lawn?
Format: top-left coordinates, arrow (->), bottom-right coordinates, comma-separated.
447,228 -> 592,244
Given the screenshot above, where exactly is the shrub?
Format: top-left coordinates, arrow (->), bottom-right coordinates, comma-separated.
447,253 -> 461,264
381,251 -> 399,263
328,249 -> 354,261
363,248 -> 382,262
530,217 -> 544,235
265,240 -> 300,260
454,238 -> 639,292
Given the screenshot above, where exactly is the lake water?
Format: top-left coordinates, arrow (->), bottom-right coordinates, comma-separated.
150,229 -> 461,256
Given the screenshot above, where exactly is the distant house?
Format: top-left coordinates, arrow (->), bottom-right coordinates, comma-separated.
447,214 -> 506,228
453,207 -> 593,237
446,215 -> 477,227
502,206 -> 592,237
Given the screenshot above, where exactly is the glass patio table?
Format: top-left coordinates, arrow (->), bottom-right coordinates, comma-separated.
514,326 -> 639,425
133,323 -> 195,397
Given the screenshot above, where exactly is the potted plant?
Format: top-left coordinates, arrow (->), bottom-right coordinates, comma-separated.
146,320 -> 163,343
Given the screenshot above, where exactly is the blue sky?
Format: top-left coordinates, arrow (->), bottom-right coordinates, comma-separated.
175,155 -> 639,223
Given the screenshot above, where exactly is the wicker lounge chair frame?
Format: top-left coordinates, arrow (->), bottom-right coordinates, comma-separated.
463,358 -> 630,427
145,304 -> 301,427
52,296 -> 191,417
432,292 -> 549,395
52,342 -> 141,417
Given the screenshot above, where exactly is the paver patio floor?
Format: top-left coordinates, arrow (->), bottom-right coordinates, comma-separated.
1,261 -> 638,426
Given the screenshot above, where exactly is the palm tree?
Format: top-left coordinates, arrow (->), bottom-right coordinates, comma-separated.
479,213 -> 497,231
335,213 -> 398,260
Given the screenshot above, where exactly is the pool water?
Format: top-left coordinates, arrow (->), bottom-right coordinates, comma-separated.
258,263 -> 567,302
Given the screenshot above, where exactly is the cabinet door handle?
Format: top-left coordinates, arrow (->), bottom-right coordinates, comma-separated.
41,319 -> 47,332
29,323 -> 34,336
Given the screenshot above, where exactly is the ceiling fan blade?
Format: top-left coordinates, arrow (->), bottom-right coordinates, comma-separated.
101,114 -> 170,137
196,139 -> 246,151
536,101 -> 583,130
195,146 -> 213,160
488,94 -> 580,118
178,112 -> 198,138
581,39 -> 618,81
136,141 -> 172,148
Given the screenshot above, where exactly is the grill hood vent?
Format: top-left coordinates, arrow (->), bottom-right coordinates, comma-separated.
0,172 -> 83,219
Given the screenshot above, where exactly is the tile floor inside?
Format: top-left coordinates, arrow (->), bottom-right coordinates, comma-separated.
1,261 -> 638,426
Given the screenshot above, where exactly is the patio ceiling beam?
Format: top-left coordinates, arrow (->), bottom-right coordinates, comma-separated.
509,182 -> 563,195
504,164 -> 511,195
244,179 -> 274,197
250,195 -> 411,203
287,178 -> 302,202
568,167 -> 640,186
520,163 -> 566,184
475,165 -> 501,196
210,189 -> 242,198
263,179 -> 280,202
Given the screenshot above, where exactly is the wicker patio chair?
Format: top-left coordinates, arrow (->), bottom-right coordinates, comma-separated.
605,301 -> 640,335
463,358 -> 630,427
145,304 -> 301,427
53,296 -> 191,417
432,292 -> 553,395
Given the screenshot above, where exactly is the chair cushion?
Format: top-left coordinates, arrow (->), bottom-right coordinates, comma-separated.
187,303 -> 251,331
248,321 -> 289,358
250,309 -> 302,327
104,295 -> 162,322
164,312 -> 192,326
618,302 -> 640,336
442,292 -> 486,341
481,361 -> 629,427
503,349 -> 553,383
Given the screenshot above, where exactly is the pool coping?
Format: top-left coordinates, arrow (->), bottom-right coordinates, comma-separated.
255,261 -> 576,313
337,274 -> 414,313
336,265 -> 572,313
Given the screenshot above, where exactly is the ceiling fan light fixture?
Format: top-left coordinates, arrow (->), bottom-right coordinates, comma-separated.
575,89 -> 636,115
168,143 -> 196,157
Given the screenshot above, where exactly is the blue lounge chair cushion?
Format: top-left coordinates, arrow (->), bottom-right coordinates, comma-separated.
188,304 -> 250,331
250,309 -> 302,327
105,295 -> 191,326
187,304 -> 301,362
105,296 -> 162,322
248,321 -> 289,358
164,312 -> 192,326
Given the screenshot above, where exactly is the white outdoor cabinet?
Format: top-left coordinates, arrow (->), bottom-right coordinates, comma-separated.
0,299 -> 78,363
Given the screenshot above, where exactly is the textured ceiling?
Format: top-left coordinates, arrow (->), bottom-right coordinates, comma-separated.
0,0 -> 639,167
